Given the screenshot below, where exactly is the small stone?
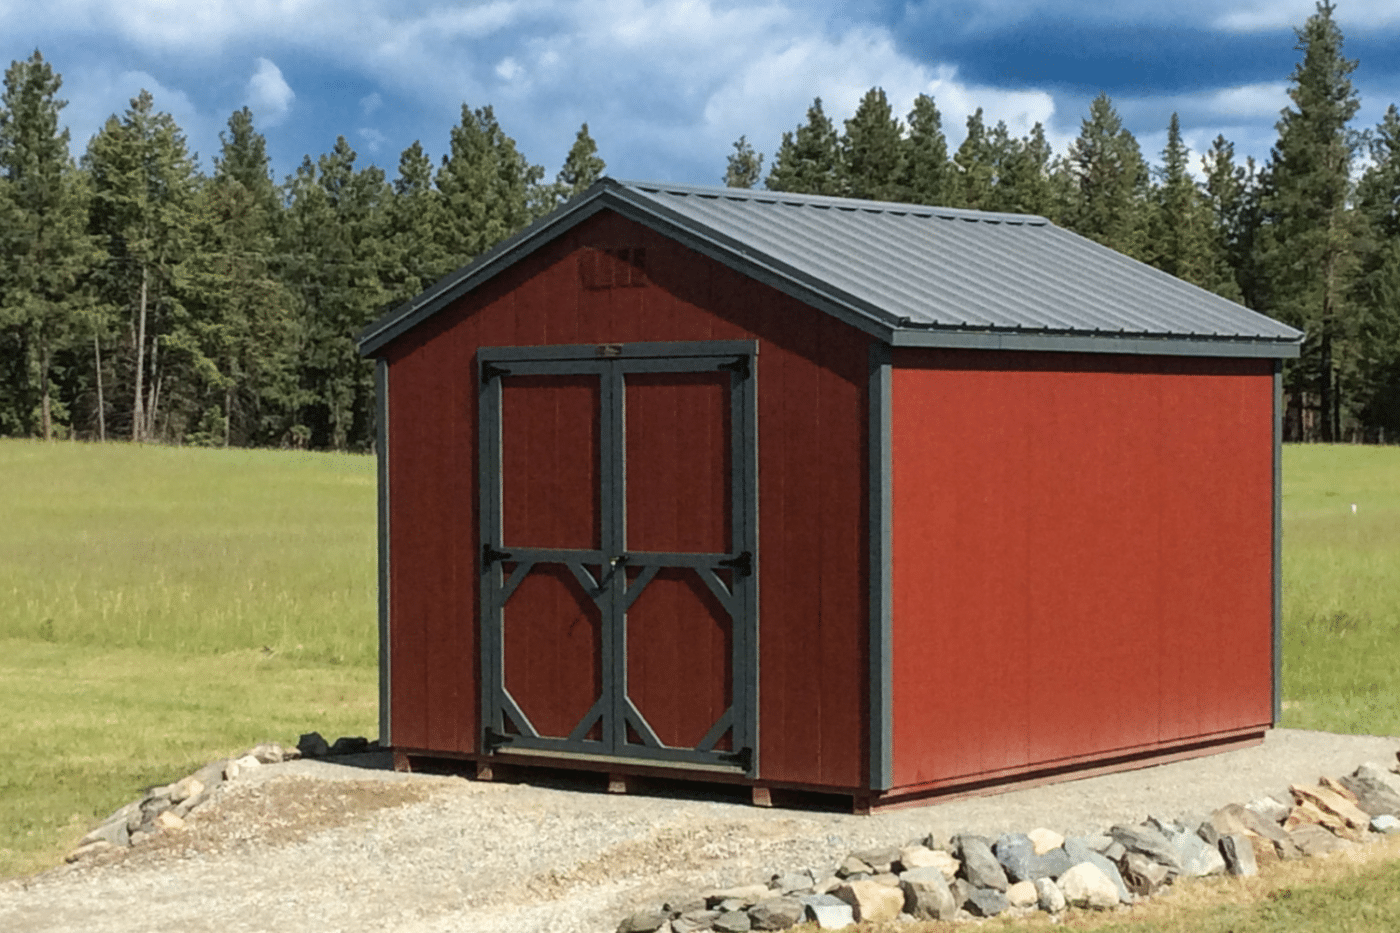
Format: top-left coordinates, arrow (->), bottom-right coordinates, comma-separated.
1121,851 -> 1171,896
1034,877 -> 1066,914
800,895 -> 854,930
297,731 -> 330,758
65,840 -> 118,862
1109,824 -> 1183,873
672,911 -> 719,933
834,880 -> 904,922
905,848 -> 959,882
1028,828 -> 1065,855
224,755 -> 262,781
617,911 -> 669,933
851,846 -> 900,873
1219,834 -> 1258,877
954,834 -> 1008,891
900,866 -> 958,921
168,776 -> 204,805
711,912 -> 750,933
1372,814 -> 1400,834
129,830 -> 152,846
1289,823 -> 1351,857
154,811 -> 185,832
1245,795 -> 1291,825
705,885 -> 771,910
1063,838 -> 1132,904
769,871 -> 814,895
897,845 -> 942,871
748,897 -> 804,931
1058,862 -> 1119,910
963,886 -> 1009,917
1006,880 -> 1039,909
247,743 -> 286,764
836,854 -> 873,878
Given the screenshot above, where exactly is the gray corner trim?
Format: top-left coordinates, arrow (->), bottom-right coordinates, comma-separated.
1272,359 -> 1283,726
889,328 -> 1303,359
375,359 -> 391,747
868,342 -> 894,792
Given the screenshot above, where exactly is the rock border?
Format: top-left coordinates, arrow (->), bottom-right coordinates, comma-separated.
616,754 -> 1400,932
64,733 -> 374,863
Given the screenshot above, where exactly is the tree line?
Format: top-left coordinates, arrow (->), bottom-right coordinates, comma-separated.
0,58 -> 605,449
1,2 -> 1395,448
726,2 -> 1399,443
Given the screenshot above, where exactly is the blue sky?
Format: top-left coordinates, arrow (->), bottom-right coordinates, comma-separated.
6,1 -> 1400,187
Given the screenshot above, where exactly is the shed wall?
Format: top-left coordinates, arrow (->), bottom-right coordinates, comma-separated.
888,350 -> 1275,792
382,211 -> 871,790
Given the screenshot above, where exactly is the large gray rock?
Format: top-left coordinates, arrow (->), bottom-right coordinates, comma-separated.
768,871 -> 815,895
1289,823 -> 1351,857
1120,851 -> 1170,896
833,880 -> 903,922
1151,819 -> 1225,877
80,809 -> 133,849
1034,877 -> 1066,914
329,735 -> 370,755
672,911 -> 719,933
297,731 -> 330,758
1340,768 -> 1400,818
963,886 -> 1008,917
1058,862 -> 1119,911
748,898 -> 804,931
1219,834 -> 1258,877
712,911 -> 750,933
1110,823 -> 1183,874
851,846 -> 900,874
1244,795 -> 1291,825
1356,762 -> 1400,799
899,867 -> 957,921
799,895 -> 853,931
617,910 -> 669,933
1063,837 -> 1132,904
835,854 -> 872,878
954,834 -> 1008,891
994,833 -> 1072,883
705,886 -> 771,910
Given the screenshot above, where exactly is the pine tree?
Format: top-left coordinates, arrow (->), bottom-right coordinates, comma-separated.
1257,0 -> 1361,441
723,135 -> 763,189
280,137 -> 391,450
994,123 -> 1057,216
1200,135 -> 1250,303
556,122 -> 605,201
0,51 -> 101,439
1064,93 -> 1150,258
1350,104 -> 1400,436
435,104 -> 543,264
384,140 -> 455,302
1146,114 -> 1218,291
765,98 -> 841,195
900,93 -> 951,206
841,88 -> 904,201
950,109 -> 997,210
84,89 -> 197,442
178,108 -> 293,446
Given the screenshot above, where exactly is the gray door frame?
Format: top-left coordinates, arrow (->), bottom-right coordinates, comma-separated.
478,340 -> 759,775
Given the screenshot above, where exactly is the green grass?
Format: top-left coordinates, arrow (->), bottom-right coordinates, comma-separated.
0,440 -> 378,877
1280,444 -> 1400,735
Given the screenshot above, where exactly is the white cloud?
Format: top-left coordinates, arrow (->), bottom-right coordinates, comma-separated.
358,126 -> 387,154
361,92 -> 382,116
246,57 -> 294,126
1215,1 -> 1400,31
495,57 -> 523,81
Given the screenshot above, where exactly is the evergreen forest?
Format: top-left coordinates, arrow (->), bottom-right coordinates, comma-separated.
2,1 -> 1396,448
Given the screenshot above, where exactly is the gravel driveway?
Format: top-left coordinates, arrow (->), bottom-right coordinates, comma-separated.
3,728 -> 1398,933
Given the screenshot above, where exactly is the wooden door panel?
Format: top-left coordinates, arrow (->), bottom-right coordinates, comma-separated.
500,374 -> 601,550
502,563 -> 603,739
625,372 -> 731,554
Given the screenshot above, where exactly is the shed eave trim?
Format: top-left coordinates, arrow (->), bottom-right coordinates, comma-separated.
888,328 -> 1303,358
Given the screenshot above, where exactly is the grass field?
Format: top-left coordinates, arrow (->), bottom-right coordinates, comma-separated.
1,439 -> 1399,895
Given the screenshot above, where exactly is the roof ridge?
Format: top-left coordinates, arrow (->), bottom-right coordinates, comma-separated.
613,178 -> 1050,225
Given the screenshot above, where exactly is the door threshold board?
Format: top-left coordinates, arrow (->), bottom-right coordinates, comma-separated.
495,745 -> 745,774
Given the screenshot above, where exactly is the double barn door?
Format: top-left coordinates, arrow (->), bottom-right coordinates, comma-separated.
479,341 -> 758,774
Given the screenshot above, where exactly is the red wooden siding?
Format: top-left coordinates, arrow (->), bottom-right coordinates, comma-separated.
888,350 -> 1274,792
383,211 -> 870,789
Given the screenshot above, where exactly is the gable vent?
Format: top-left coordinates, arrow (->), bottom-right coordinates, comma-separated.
580,247 -> 648,290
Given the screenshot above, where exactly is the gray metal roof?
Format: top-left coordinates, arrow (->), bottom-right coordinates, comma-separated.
358,178 -> 1302,359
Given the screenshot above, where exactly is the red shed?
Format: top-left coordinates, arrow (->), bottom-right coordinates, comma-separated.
357,179 -> 1302,809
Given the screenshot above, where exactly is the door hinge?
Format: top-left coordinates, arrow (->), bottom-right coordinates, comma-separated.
483,727 -> 513,753
483,544 -> 512,569
718,550 -> 753,577
720,746 -> 753,771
